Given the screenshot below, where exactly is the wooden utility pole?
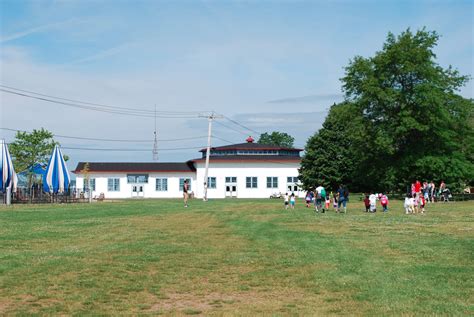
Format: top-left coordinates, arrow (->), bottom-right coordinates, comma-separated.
199,112 -> 222,201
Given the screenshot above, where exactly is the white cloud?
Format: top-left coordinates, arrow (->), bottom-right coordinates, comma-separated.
0,18 -> 84,43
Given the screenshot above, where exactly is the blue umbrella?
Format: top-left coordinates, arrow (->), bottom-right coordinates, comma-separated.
1,139 -> 17,193
43,145 -> 70,193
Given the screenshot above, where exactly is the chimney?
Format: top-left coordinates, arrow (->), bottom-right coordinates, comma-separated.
246,136 -> 254,143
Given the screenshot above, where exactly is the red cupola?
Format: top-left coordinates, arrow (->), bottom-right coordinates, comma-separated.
246,136 -> 254,143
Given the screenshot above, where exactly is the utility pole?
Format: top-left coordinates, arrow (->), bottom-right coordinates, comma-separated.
152,105 -> 158,161
199,111 -> 222,201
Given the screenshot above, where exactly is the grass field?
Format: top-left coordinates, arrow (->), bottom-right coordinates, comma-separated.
0,198 -> 473,315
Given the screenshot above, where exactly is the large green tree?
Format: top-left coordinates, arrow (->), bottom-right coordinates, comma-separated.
301,28 -> 473,192
9,129 -> 68,187
299,102 -> 367,191
258,131 -> 295,148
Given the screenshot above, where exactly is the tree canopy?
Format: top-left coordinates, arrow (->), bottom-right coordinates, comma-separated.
258,131 -> 295,148
300,28 -> 473,192
9,128 -> 67,173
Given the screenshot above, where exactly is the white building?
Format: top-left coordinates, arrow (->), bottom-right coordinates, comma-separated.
74,137 -> 303,199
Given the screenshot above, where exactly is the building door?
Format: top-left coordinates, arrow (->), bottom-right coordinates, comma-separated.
225,177 -> 237,198
287,177 -> 301,195
132,185 -> 145,198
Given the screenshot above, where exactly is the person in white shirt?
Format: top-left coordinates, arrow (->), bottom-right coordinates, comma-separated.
284,193 -> 289,210
404,194 -> 415,214
369,193 -> 377,213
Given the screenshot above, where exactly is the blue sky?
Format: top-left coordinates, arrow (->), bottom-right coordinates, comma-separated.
0,0 -> 472,170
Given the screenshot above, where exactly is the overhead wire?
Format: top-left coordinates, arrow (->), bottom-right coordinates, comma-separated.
60,146 -> 206,152
220,114 -> 262,136
214,120 -> 250,136
0,88 -> 202,118
1,84 -> 304,153
0,84 -> 206,115
0,127 -> 206,143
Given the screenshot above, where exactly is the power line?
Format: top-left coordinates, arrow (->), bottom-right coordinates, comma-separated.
214,120 -> 250,136
0,88 -> 202,118
212,135 -> 240,144
220,114 -> 262,136
59,146 -> 207,152
0,84 -> 206,115
0,127 -> 207,143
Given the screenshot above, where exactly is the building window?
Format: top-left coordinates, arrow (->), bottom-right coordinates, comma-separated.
287,176 -> 299,183
107,178 -> 120,191
179,178 -> 192,191
156,178 -> 168,191
246,177 -> 258,188
207,177 -> 216,189
267,177 -> 278,188
225,177 -> 237,183
127,174 -> 149,183
84,178 -> 96,191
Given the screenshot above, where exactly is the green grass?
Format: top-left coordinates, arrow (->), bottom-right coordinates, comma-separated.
0,199 -> 473,315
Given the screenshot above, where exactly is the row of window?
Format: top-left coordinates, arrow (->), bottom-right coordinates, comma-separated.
206,150 -> 300,157
84,176 -> 298,192
84,177 -> 192,192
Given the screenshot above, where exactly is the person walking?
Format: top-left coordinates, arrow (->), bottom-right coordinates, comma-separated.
380,194 -> 389,212
363,194 -> 370,212
183,179 -> 189,207
337,184 -> 349,213
415,179 -> 422,200
290,193 -> 296,209
315,185 -> 326,213
430,181 -> 436,203
369,192 -> 377,213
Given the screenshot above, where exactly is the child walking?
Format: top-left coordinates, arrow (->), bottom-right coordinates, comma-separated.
419,195 -> 426,214
284,193 -> 289,210
404,194 -> 414,214
363,195 -> 370,212
325,195 -> 331,211
369,193 -> 377,213
290,193 -> 296,209
380,194 -> 389,212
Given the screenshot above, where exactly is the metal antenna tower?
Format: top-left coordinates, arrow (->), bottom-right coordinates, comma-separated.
152,105 -> 158,161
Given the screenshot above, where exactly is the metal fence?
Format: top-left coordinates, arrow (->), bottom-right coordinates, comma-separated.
357,192 -> 474,202
1,187 -> 89,204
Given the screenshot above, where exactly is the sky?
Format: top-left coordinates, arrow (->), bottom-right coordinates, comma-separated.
0,0 -> 472,173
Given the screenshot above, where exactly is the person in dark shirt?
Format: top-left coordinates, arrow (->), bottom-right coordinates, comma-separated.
337,184 -> 349,213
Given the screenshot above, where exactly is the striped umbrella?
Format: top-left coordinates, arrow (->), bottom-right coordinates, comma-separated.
0,139 -> 17,193
43,145 -> 70,193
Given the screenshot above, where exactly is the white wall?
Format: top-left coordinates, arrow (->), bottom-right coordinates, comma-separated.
194,162 -> 303,199
75,162 -> 303,199
75,172 -> 196,199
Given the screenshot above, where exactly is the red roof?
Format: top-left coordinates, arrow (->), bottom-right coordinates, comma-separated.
73,162 -> 196,174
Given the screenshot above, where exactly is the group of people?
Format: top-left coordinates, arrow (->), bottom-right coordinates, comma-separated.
285,184 -> 350,213
363,193 -> 389,213
403,179 -> 439,214
411,180 -> 451,203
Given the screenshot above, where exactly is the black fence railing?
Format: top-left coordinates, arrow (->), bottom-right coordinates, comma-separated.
1,187 -> 88,204
357,193 -> 474,202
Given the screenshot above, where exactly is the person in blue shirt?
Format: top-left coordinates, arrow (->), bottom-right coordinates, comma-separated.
337,184 -> 349,213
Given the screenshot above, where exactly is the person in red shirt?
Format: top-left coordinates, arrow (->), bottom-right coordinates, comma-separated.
363,195 -> 370,212
415,180 -> 421,194
415,180 -> 421,200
